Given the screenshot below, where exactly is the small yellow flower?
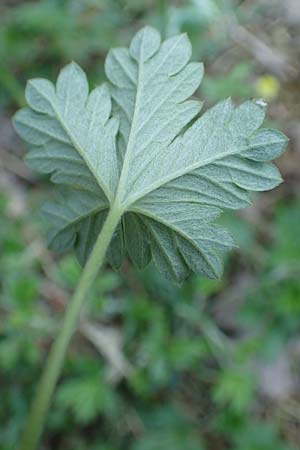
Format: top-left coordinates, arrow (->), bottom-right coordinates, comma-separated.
255,75 -> 280,101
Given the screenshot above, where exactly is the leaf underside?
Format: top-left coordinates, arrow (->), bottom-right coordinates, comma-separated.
14,26 -> 288,282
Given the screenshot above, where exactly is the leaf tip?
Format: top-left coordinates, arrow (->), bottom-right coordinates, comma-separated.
179,31 -> 190,43
58,60 -> 87,81
130,25 -> 161,62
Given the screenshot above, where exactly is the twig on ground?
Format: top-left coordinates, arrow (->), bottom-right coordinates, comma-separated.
225,16 -> 298,81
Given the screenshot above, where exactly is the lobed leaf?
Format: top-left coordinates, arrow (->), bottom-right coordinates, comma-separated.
14,26 -> 288,282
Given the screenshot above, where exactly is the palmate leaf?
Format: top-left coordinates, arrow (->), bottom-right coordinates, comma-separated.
14,26 -> 288,283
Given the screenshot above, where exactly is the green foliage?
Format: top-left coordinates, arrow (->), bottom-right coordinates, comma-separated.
132,407 -> 204,450
1,1 -> 298,450
14,26 -> 287,283
214,367 -> 256,413
56,373 -> 118,423
217,414 -> 292,450
1,193 -> 299,449
231,421 -> 291,450
201,63 -> 255,103
0,0 -> 274,109
269,201 -> 300,266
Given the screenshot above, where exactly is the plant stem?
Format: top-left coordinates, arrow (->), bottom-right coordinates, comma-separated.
19,204 -> 122,450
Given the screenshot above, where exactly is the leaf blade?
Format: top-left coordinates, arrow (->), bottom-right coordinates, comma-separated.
14,27 -> 288,281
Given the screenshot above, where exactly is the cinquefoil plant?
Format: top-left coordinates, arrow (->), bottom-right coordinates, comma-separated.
14,26 -> 288,450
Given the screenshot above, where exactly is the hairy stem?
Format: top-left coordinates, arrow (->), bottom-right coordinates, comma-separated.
19,204 -> 122,450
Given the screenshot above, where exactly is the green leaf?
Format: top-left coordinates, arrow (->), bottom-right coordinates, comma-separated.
56,375 -> 117,423
14,26 -> 288,282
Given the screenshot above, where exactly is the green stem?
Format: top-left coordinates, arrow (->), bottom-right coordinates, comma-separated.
19,204 -> 122,450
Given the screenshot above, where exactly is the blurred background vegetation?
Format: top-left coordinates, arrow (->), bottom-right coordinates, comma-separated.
0,1 -> 300,449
